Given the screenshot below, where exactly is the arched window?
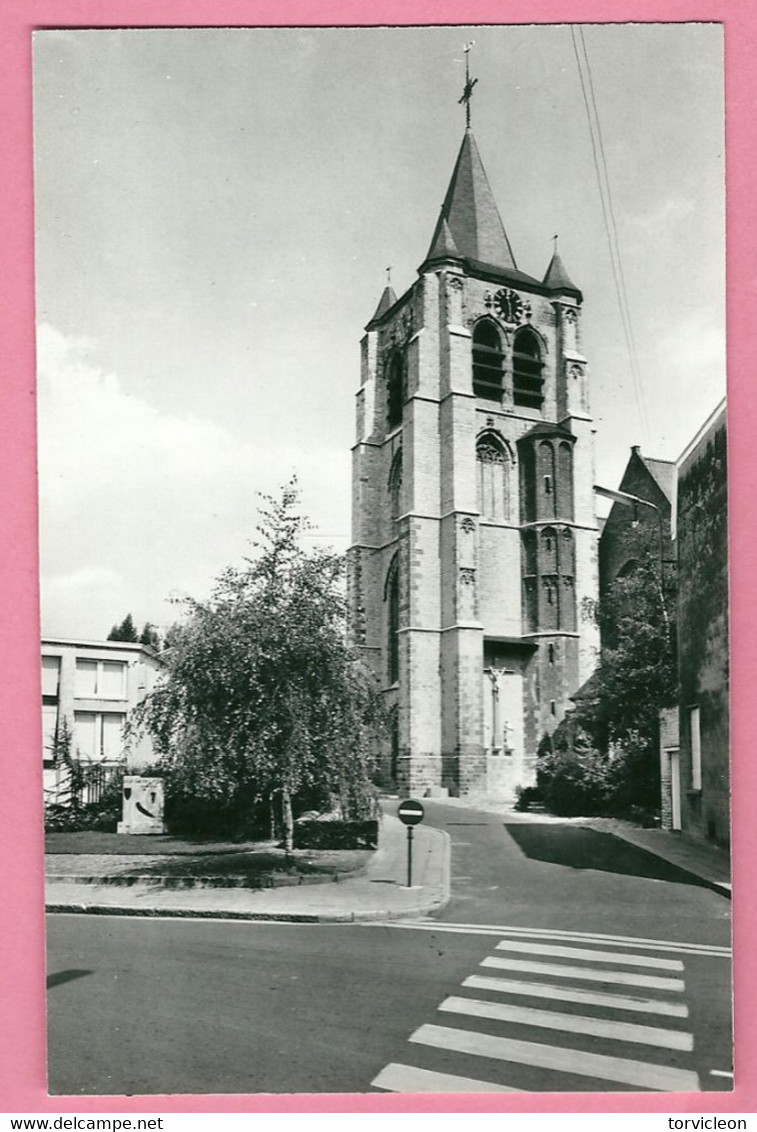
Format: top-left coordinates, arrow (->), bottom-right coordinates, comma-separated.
388,449 -> 403,522
538,441 -> 557,519
541,526 -> 558,572
513,327 -> 544,409
561,528 -> 576,575
386,352 -> 405,431
472,320 -> 504,400
476,435 -> 509,520
384,556 -> 400,684
557,441 -> 574,519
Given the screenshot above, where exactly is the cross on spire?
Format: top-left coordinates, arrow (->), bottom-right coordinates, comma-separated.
458,41 -> 478,128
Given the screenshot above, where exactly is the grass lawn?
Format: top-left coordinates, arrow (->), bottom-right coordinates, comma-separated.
45,831 -> 370,884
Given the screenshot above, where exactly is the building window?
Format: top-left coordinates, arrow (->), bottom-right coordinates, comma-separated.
385,556 -> 400,684
42,704 -> 59,766
472,320 -> 504,400
690,706 -> 702,790
387,352 -> 405,431
73,711 -> 126,763
388,449 -> 403,521
513,327 -> 544,409
42,655 -> 61,697
477,436 -> 509,520
75,659 -> 126,700
548,643 -> 555,664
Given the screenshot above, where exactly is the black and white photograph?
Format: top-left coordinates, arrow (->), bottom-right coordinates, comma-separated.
36,23 -> 730,1097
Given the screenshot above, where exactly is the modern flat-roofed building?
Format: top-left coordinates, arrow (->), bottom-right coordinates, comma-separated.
42,637 -> 163,804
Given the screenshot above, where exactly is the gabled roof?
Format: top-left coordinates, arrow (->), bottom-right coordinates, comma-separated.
641,456 -> 676,502
542,248 -> 581,298
422,129 -> 516,271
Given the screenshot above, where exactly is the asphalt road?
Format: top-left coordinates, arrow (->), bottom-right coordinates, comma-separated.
46,803 -> 732,1097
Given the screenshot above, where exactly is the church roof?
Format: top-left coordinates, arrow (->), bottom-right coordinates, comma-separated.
543,248 -> 580,296
422,129 -> 517,271
640,456 -> 676,502
370,284 -> 397,324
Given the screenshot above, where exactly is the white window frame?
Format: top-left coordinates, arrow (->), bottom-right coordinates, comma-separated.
689,705 -> 702,791
73,710 -> 126,764
75,658 -> 127,700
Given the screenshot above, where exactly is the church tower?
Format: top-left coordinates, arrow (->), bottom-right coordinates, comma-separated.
349,78 -> 599,799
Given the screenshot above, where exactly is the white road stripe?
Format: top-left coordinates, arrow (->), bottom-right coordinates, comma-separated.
481,955 -> 685,991
385,920 -> 730,956
439,995 -> 693,1051
410,1023 -> 701,1092
494,939 -> 683,970
710,1070 -> 734,1079
463,974 -> 689,1018
372,1062 -> 519,1093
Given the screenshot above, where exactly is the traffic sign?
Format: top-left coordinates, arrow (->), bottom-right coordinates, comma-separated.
398,799 -> 425,826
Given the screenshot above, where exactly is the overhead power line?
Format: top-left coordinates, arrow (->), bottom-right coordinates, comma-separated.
570,25 -> 650,444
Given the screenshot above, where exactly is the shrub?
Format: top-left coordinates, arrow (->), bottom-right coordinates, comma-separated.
293,819 -> 379,850
537,747 -> 613,817
513,785 -> 541,812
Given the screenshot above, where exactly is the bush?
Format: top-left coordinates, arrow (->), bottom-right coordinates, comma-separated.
513,785 -> 541,812
293,819 -> 379,851
537,747 -> 613,817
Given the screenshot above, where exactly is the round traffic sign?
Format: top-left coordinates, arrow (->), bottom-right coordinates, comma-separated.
397,798 -> 425,826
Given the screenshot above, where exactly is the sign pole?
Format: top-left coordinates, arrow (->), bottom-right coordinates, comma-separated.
397,799 -> 425,889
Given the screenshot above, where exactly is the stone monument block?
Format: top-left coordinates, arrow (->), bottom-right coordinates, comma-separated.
117,775 -> 166,835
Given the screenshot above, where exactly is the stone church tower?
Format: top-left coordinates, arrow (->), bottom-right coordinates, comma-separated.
349,121 -> 599,799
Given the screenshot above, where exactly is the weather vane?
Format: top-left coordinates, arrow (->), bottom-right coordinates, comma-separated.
386,266 -> 392,285
458,41 -> 478,128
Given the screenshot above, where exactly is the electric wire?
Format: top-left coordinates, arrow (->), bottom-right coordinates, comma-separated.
570,26 -> 650,442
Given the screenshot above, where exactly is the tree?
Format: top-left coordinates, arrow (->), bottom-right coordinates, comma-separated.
139,622 -> 161,650
132,482 -> 384,849
542,544 -> 677,816
107,613 -> 138,642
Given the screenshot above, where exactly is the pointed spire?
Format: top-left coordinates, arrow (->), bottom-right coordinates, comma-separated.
368,283 -> 397,326
422,130 -> 516,271
543,238 -> 580,294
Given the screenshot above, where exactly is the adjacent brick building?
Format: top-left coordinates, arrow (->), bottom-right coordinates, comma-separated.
348,127 -> 599,799
598,447 -> 675,600
670,401 -> 729,845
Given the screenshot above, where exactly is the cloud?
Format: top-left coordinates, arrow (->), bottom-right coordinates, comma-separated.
626,195 -> 696,238
37,325 -> 349,638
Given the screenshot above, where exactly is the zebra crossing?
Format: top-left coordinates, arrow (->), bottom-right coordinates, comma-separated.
371,924 -> 730,1093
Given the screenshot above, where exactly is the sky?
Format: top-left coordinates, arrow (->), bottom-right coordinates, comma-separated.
33,23 -> 726,640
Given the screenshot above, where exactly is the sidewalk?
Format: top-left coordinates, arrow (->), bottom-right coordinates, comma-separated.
577,816 -> 731,898
45,814 -> 452,923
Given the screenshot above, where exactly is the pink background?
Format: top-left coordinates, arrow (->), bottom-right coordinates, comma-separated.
1,0 -> 753,1114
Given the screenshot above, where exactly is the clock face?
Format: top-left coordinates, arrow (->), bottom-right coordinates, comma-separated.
494,288 -> 524,324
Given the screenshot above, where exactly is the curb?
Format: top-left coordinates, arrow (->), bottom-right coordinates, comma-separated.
44,890 -> 448,924
44,865 -> 368,890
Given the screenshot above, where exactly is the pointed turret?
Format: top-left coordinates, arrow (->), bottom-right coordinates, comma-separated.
421,129 -> 517,272
366,283 -> 397,328
425,216 -> 460,263
543,247 -> 581,298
